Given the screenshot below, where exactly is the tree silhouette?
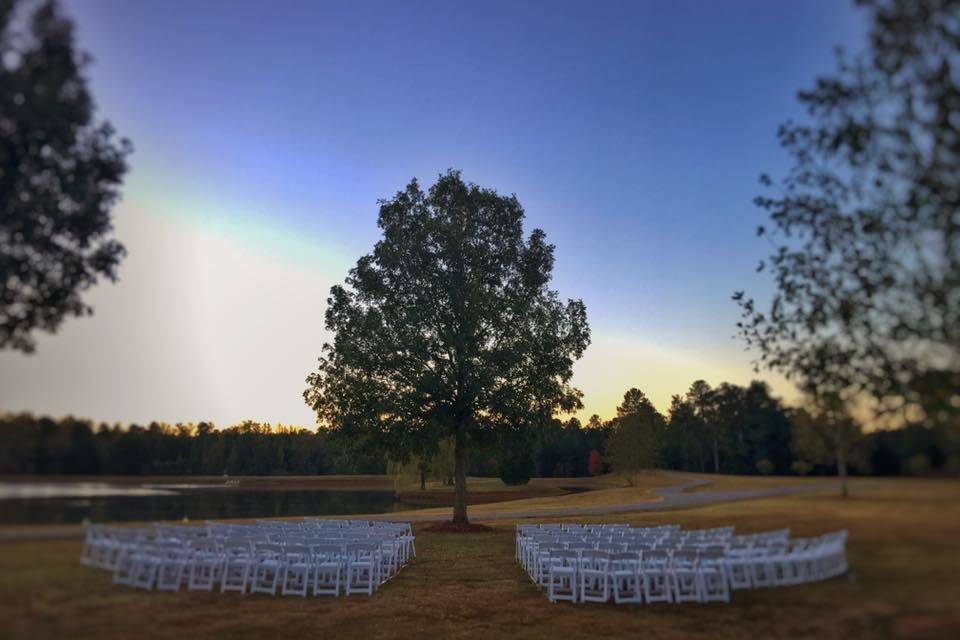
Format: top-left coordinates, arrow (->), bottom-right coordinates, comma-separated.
606,388 -> 664,484
735,0 -> 959,431
0,0 -> 131,352
304,171 -> 589,524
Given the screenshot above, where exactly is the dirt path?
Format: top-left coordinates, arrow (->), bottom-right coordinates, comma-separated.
0,474 -> 818,541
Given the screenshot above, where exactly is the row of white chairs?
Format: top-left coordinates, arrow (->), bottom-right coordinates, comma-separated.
81,519 -> 415,597
516,523 -> 848,604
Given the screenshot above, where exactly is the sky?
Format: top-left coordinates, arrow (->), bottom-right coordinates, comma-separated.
0,0 -> 868,428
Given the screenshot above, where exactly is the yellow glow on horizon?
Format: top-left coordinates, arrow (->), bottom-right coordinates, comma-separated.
570,332 -> 797,423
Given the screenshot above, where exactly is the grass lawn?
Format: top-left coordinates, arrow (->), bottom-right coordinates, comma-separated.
1,476 -> 957,639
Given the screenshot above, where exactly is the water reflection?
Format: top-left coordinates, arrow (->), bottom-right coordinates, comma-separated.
0,484 -> 409,525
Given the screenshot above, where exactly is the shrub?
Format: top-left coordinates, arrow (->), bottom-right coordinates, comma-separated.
499,449 -> 533,486
791,460 -> 813,476
906,454 -> 932,477
756,459 -> 775,475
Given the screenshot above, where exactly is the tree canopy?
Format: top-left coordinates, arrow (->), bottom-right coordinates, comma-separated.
734,0 -> 959,431
0,0 -> 131,352
305,170 -> 590,523
606,388 -> 665,483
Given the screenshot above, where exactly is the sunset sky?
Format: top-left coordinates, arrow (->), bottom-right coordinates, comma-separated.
0,0 -> 867,428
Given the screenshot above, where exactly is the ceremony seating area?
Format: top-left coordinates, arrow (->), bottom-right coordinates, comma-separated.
516,523 -> 848,604
81,519 -> 415,597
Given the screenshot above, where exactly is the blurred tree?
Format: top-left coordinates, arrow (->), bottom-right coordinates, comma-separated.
664,393 -> 709,472
606,388 -> 665,484
791,396 -> 866,497
0,0 -> 131,352
304,171 -> 589,524
735,0 -> 959,432
687,380 -> 724,472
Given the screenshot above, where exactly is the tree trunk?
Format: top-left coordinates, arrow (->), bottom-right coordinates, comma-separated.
836,442 -> 849,498
419,468 -> 426,491
712,437 -> 720,473
452,425 -> 468,524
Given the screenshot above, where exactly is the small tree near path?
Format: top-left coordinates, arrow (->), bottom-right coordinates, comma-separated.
305,171 -> 590,525
791,396 -> 865,497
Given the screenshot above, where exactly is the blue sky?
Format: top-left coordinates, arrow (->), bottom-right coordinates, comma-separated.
0,1 -> 868,426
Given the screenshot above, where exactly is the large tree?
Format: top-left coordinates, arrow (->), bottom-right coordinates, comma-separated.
304,171 -> 590,524
0,0 -> 131,352
734,0 -> 959,431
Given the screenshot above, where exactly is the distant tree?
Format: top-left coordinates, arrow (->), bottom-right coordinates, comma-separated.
0,0 -> 131,352
606,388 -> 664,484
905,453 -> 931,477
791,460 -> 813,476
791,396 -> 865,497
587,449 -> 603,476
665,393 -> 709,472
304,171 -> 590,524
687,380 -> 723,472
585,414 -> 604,430
702,382 -> 744,473
734,0 -> 960,431
498,446 -> 534,486
738,381 -> 793,474
428,436 -> 456,486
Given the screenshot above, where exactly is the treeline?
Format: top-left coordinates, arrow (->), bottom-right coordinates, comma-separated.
0,416 -> 385,476
600,380 -> 959,479
2,378 -> 956,479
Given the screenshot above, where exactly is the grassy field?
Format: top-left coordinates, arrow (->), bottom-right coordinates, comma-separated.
1,475 -> 957,639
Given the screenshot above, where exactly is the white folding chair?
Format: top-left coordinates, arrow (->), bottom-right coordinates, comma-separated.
249,543 -> 284,596
280,544 -> 311,597
578,550 -> 611,603
546,550 -> 578,603
311,544 -> 343,597
642,550 -> 673,604
671,550 -> 702,603
610,551 -> 643,604
345,543 -> 378,596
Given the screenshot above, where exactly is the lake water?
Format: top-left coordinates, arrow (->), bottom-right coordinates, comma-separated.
0,482 -> 412,525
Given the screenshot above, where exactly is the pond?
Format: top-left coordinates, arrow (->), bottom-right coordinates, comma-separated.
0,482 -> 413,525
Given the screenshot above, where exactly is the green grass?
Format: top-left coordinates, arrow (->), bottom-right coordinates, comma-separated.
1,476 -> 958,639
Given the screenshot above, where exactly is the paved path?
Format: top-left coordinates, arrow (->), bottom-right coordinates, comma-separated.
389,475 -> 815,522
0,475 -> 816,541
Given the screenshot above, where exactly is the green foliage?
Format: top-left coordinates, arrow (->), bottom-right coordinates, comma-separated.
304,171 -> 590,522
905,454 -> 932,477
734,0 -> 960,430
0,412 -> 386,475
755,459 -> 774,475
663,392 -> 710,472
791,460 -> 813,476
606,388 -> 664,481
497,447 -> 533,486
791,400 -> 866,470
531,416 -> 608,478
0,0 -> 131,352
662,379 -> 793,475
